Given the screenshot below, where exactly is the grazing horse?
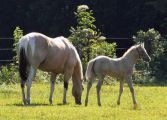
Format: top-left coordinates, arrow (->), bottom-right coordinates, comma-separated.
85,43 -> 151,108
18,32 -> 83,105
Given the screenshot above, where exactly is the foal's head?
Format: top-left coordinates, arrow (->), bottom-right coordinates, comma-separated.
135,43 -> 151,62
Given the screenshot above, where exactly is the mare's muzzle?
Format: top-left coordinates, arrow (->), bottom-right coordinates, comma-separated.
75,96 -> 82,105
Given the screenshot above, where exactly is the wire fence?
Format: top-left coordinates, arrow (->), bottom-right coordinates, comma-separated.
0,37 -> 132,63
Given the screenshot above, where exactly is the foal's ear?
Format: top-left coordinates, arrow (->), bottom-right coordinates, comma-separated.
141,42 -> 144,47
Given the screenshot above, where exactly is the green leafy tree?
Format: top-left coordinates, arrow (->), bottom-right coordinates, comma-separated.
133,28 -> 166,84
69,5 -> 116,72
0,26 -> 23,84
13,26 -> 23,64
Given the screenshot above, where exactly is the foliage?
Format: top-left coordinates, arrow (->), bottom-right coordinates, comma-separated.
0,64 -> 19,85
133,28 -> 166,83
1,0 -> 167,66
35,71 -> 63,83
13,26 -> 23,52
0,26 -> 23,85
69,5 -> 116,72
91,42 -> 116,58
133,28 -> 163,57
13,26 -> 23,65
0,83 -> 167,119
150,40 -> 167,84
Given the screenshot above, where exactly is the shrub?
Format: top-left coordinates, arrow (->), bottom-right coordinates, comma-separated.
0,64 -> 19,85
69,5 -> 116,72
133,28 -> 166,84
0,26 -> 23,85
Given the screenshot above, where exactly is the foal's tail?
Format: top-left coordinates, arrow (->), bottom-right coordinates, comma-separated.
18,47 -> 27,81
85,59 -> 96,81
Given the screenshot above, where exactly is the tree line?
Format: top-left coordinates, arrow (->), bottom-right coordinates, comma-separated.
0,1 -> 167,84
0,0 -> 167,39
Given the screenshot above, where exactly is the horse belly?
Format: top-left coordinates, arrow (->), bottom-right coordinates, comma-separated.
38,58 -> 65,73
108,64 -> 123,79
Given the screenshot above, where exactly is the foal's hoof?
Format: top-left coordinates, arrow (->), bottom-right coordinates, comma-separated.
85,100 -> 88,106
117,101 -> 120,105
98,103 -> 101,106
133,104 -> 138,109
85,102 -> 88,107
49,99 -> 52,105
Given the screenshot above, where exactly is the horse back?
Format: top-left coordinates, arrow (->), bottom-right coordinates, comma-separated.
39,36 -> 78,73
18,32 -> 50,68
95,56 -> 126,78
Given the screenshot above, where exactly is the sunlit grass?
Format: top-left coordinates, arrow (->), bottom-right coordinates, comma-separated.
0,82 -> 166,120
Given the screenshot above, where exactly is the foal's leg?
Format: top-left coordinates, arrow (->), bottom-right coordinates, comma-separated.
26,66 -> 36,105
126,75 -> 137,108
117,80 -> 124,105
63,70 -> 73,104
96,76 -> 104,106
85,77 -> 94,106
49,73 -> 57,105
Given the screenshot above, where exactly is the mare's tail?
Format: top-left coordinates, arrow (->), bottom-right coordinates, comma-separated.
85,59 -> 96,81
18,47 -> 27,81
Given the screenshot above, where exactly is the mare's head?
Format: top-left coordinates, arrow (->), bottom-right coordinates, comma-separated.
72,81 -> 84,105
135,43 -> 151,62
72,59 -> 84,105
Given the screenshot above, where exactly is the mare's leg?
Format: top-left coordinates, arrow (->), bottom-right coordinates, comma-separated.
21,80 -> 26,105
49,73 -> 57,105
126,75 -> 137,108
26,66 -> 37,105
63,69 -> 73,104
117,80 -> 124,105
85,77 -> 94,106
96,76 -> 104,106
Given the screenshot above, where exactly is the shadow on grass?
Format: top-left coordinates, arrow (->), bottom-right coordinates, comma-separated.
57,103 -> 70,106
5,102 -> 75,107
7,103 -> 49,107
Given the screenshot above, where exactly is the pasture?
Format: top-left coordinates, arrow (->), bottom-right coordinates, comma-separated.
0,82 -> 166,120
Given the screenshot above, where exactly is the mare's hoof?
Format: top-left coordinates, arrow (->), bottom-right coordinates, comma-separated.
63,101 -> 67,105
27,100 -> 30,105
76,102 -> 82,105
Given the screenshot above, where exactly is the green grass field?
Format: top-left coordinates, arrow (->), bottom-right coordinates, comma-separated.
0,82 -> 166,120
